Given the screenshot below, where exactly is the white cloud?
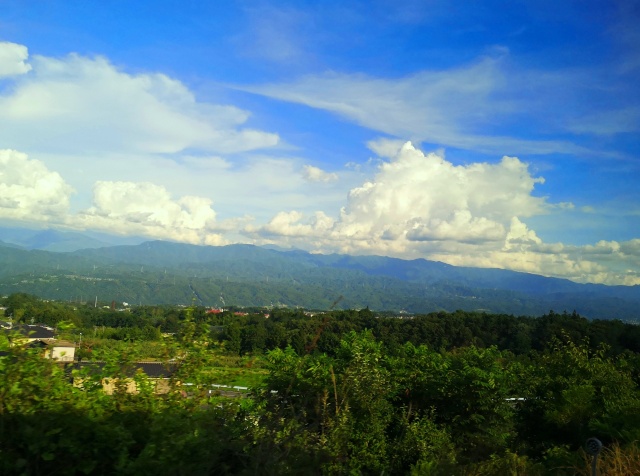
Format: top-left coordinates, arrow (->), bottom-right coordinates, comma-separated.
33,148 -> 356,227
255,210 -> 334,237
75,181 -> 221,243
0,150 -> 232,244
0,42 -> 31,77
334,142 -> 547,241
504,217 -> 542,248
0,149 -> 73,221
250,141 -> 547,247
366,138 -> 410,159
180,155 -> 232,170
302,164 -> 338,182
555,202 -> 575,210
567,107 -> 640,136
249,142 -> 640,285
244,58 -> 591,156
620,239 -> 640,256
2,145 -> 638,285
406,211 -> 506,244
247,61 -> 498,140
0,47 -> 278,155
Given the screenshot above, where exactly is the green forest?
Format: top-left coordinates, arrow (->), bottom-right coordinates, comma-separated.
2,241 -> 640,320
2,293 -> 640,475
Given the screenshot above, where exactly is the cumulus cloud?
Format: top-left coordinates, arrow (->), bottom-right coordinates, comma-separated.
0,47 -> 278,155
75,181 -> 223,243
0,149 -> 73,221
0,150 -> 231,244
251,142 -> 547,247
334,142 -> 547,243
504,217 -> 542,248
437,234 -> 640,286
256,210 -> 334,237
249,142 -> 640,285
620,239 -> 640,256
0,42 -> 31,77
302,165 -> 338,182
406,211 -> 506,244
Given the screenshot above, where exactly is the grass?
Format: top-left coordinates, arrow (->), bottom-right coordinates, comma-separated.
573,442 -> 640,476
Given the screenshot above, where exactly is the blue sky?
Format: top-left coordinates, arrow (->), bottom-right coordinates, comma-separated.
0,0 -> 638,284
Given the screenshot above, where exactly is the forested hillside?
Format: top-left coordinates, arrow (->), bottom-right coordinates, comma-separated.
2,294 -> 640,474
0,240 -> 639,320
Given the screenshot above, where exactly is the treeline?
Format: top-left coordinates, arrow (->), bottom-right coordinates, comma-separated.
4,293 -> 640,356
217,308 -> 640,357
2,293 -> 180,337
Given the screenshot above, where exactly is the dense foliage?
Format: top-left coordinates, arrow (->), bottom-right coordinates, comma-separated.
1,293 -> 640,474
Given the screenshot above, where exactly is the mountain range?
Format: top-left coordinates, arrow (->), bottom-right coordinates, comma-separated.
0,226 -> 145,252
0,228 -> 638,320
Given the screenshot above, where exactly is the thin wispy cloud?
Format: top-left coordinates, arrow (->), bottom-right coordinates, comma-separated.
242,56 -> 618,157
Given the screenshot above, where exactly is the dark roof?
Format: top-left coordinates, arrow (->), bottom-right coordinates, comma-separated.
27,339 -> 50,349
134,362 -> 176,378
8,324 -> 55,339
73,361 -> 176,378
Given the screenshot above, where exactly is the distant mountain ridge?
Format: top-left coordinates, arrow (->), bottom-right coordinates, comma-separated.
0,239 -> 638,320
0,226 -> 145,252
73,240 -> 640,299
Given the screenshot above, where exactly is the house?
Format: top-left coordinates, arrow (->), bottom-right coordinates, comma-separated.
3,324 -> 76,361
7,324 -> 55,342
45,340 -> 76,362
72,361 -> 177,395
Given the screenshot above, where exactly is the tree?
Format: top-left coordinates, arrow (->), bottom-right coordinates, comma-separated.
515,338 -> 640,456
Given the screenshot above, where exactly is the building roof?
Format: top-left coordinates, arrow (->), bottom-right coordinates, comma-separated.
134,362 -> 177,378
73,361 -> 177,378
50,340 -> 76,348
8,324 -> 55,339
27,338 -> 76,350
